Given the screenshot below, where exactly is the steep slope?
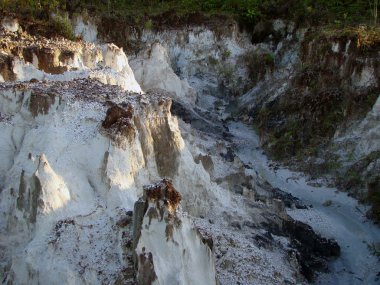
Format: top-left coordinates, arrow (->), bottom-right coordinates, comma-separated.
0,15 -> 361,285
130,42 -> 196,105
235,26 -> 380,221
0,21 -> 220,283
0,78 -> 221,284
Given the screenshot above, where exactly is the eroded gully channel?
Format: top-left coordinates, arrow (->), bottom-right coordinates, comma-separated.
177,92 -> 380,284
227,121 -> 380,285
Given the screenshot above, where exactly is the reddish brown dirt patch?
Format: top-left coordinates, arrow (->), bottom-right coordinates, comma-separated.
0,53 -> 16,81
102,104 -> 135,142
29,91 -> 56,117
144,179 -> 182,211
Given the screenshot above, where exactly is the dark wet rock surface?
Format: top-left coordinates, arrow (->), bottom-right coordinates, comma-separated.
263,218 -> 340,282
272,187 -> 308,209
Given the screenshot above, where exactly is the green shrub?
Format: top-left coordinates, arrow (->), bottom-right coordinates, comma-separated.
0,0 -> 61,17
218,64 -> 234,81
144,19 -> 153,30
221,49 -> 231,60
51,14 -> 75,40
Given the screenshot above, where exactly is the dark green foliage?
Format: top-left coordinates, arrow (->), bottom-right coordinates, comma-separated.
0,0 -> 375,26
0,0 -> 75,39
0,0 -> 61,17
50,14 -> 75,40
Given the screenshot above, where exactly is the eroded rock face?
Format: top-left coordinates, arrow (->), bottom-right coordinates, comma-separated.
137,250 -> 157,285
16,169 -> 41,225
0,14 -> 358,285
29,91 -> 57,117
102,104 -> 136,145
0,84 -> 61,119
101,90 -> 182,178
0,78 -> 220,284
133,179 -> 217,285
130,42 -> 196,104
22,46 -> 71,74
72,15 -> 98,43
0,23 -> 141,92
84,18 -> 254,104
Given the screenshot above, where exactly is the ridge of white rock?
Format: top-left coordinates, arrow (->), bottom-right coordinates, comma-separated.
72,15 -> 98,43
0,56 -> 301,285
130,42 -> 197,104
134,26 -> 253,101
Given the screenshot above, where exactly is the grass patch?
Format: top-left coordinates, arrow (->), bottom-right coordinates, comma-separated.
144,19 -> 153,30
221,48 -> 231,60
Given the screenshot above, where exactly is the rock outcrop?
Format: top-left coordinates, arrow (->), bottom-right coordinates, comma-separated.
130,42 -> 197,105
264,217 -> 340,282
0,78 -> 216,284
83,17 -> 255,103
0,26 -> 141,92
72,15 -> 98,43
133,179 -> 217,285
